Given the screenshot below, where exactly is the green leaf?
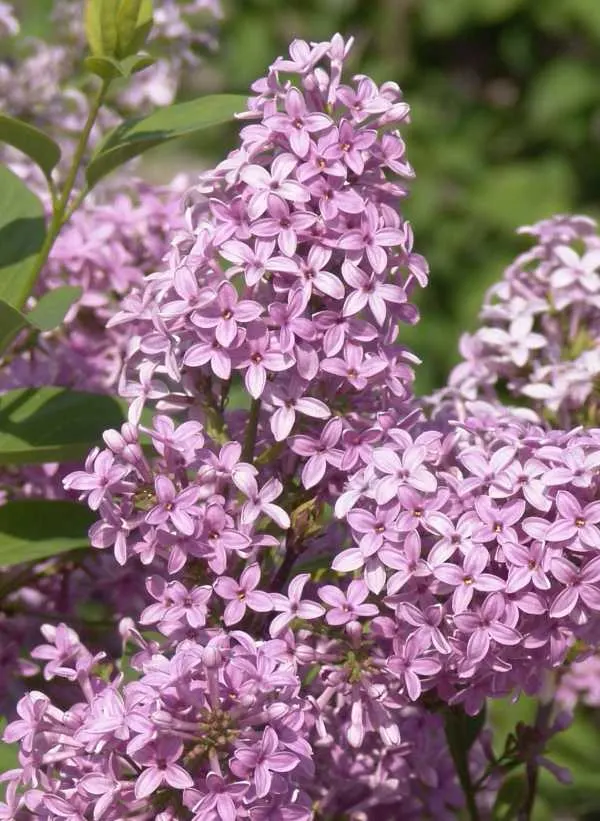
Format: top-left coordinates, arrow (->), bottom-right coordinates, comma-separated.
86,94 -> 247,187
120,53 -> 155,75
26,286 -> 82,332
444,704 -> 487,754
0,115 -> 61,181
0,501 -> 94,566
85,0 -> 119,57
0,166 -> 46,309
116,0 -> 153,57
0,299 -> 29,353
84,54 -> 130,80
0,387 -> 130,465
85,53 -> 155,80
492,772 -> 528,821
528,60 -> 599,131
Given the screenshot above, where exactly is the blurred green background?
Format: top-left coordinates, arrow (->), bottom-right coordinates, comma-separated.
20,0 -> 600,393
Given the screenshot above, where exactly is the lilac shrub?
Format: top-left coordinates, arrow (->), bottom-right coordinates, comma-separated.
3,17 -> 600,821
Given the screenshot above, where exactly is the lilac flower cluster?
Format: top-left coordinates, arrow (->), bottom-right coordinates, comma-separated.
0,1 -> 216,721
1,37 -> 468,820
3,626 -> 313,821
443,215 -> 600,429
114,32 -> 426,437
334,408 -> 600,712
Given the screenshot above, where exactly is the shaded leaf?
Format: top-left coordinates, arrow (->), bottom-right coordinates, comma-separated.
0,387 -> 129,465
0,115 -> 61,180
0,166 -> 46,308
27,286 -> 83,332
86,94 -> 246,186
121,53 -> 155,75
493,772 -> 527,820
0,299 -> 29,353
444,704 -> 487,753
0,500 -> 94,566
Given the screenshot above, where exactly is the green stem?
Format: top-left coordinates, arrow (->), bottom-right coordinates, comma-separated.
28,78 -> 110,288
444,709 -> 482,821
242,398 -> 261,464
518,699 -> 555,821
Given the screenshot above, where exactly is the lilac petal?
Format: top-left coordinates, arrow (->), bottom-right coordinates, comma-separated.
404,670 -> 422,701
490,623 -> 522,645
217,794 -> 237,821
546,520 -> 577,542
268,751 -> 299,772
319,585 -> 347,608
224,599 -> 246,625
332,547 -> 365,572
135,768 -> 163,799
297,601 -> 325,620
467,630 -> 490,663
302,453 -> 327,488
550,587 -> 579,618
246,591 -> 273,612
263,503 -> 291,529
555,491 -> 581,519
245,363 -> 266,398
171,509 -> 196,536
166,764 -> 194,790
254,763 -> 272,798
580,586 -> 600,611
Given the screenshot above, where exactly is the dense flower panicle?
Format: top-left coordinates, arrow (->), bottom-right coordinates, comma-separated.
114,33 -> 427,455
3,627 -> 314,820
330,408 -> 600,712
438,214 -> 600,429
0,144 -> 186,715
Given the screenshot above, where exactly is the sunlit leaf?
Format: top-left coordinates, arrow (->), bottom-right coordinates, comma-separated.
86,94 -> 246,186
